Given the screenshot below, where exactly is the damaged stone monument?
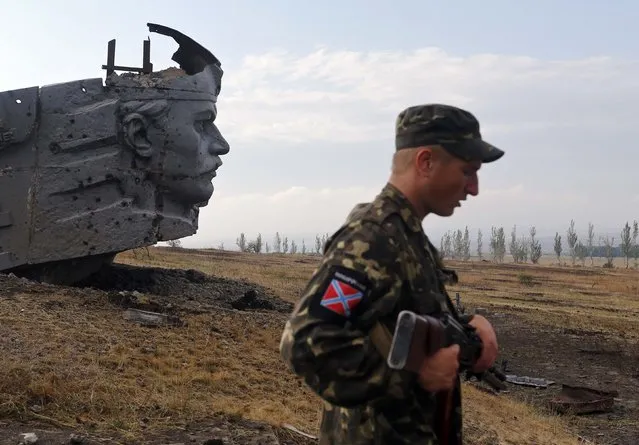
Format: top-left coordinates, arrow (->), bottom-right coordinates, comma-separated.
0,23 -> 230,284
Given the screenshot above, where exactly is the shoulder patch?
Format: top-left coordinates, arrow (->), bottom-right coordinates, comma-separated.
310,266 -> 371,321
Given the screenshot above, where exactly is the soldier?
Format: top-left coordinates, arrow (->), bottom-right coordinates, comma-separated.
279,104 -> 503,444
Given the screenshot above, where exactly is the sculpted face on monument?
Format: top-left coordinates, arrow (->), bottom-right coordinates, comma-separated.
0,24 -> 230,283
121,97 -> 229,206
112,63 -> 230,209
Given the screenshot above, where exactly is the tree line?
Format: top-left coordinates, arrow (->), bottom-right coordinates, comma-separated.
212,219 -> 639,269
438,219 -> 638,268
231,231 -> 331,255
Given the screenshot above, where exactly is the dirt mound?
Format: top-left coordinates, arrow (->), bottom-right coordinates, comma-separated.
73,263 -> 293,314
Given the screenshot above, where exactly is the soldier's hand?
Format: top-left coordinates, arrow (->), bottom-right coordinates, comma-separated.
416,344 -> 460,392
468,314 -> 498,373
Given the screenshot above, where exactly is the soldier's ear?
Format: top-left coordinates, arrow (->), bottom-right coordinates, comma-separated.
122,113 -> 152,158
415,147 -> 435,176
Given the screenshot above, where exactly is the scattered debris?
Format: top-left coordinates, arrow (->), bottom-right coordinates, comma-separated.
505,375 -> 555,388
123,308 -> 184,327
281,424 -> 318,440
18,433 -> 38,445
549,384 -> 618,415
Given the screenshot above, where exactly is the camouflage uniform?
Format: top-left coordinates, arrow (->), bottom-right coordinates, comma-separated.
279,104 -> 504,444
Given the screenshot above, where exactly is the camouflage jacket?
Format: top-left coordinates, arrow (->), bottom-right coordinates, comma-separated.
279,183 -> 464,445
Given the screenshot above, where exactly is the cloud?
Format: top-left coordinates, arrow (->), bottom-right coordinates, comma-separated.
179,45 -> 638,249
215,47 -> 639,145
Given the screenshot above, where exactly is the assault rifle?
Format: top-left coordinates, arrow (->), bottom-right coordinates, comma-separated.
386,310 -> 507,391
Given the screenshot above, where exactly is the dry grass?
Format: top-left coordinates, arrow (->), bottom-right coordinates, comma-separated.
0,276 -> 318,440
445,259 -> 639,340
2,246 -> 637,444
463,385 -> 591,445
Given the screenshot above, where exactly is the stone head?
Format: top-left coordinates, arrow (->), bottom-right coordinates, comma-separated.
0,23 -> 232,279
111,64 -> 230,207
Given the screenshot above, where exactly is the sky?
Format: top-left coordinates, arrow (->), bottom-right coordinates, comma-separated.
2,1 -> 638,251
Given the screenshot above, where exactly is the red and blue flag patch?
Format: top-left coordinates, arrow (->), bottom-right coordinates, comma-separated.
319,276 -> 364,317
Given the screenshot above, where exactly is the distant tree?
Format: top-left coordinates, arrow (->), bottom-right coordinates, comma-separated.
620,222 -> 633,268
167,239 -> 182,248
315,234 -> 322,254
290,239 -> 297,254
633,220 -> 639,268
601,235 -> 615,268
520,237 -> 530,263
489,227 -> 497,261
301,239 -> 307,255
498,227 -> 506,262
509,225 -> 529,263
265,242 -> 270,253
509,225 -> 518,262
587,222 -> 595,265
443,231 -> 453,259
236,233 -> 247,252
217,242 -> 225,251
566,219 -> 578,266
575,241 -> 587,266
439,232 -> 448,259
490,226 -> 506,263
554,232 -> 563,264
282,236 -> 289,254
476,229 -> 483,260
274,232 -> 282,253
529,226 -> 542,264
449,231 -> 458,259
462,226 -> 471,261
321,233 -> 330,250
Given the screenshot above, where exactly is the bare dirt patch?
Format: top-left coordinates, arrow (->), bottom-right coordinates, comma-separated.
467,307 -> 639,444
447,258 -> 639,445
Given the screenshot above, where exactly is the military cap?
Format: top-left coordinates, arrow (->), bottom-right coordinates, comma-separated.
395,103 -> 504,163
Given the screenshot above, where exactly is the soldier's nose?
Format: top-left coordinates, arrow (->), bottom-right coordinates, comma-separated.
466,176 -> 478,196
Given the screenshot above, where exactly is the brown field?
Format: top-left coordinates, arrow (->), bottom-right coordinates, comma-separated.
0,247 -> 637,444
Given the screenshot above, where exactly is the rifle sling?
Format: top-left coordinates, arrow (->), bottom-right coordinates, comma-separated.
370,321 -> 392,359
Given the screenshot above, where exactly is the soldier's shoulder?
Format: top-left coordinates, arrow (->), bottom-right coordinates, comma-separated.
327,213 -> 405,261
346,197 -> 405,230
